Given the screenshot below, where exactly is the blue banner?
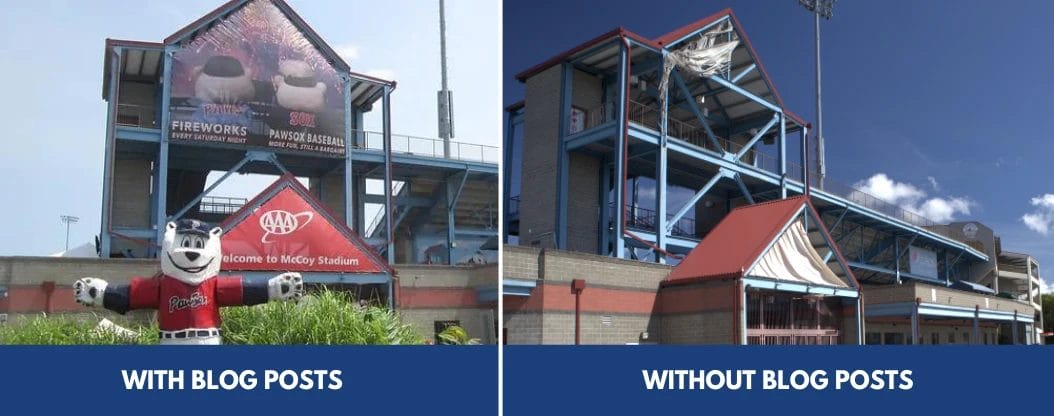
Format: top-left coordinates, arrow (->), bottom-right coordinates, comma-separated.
0,346 -> 496,415
505,346 -> 1051,415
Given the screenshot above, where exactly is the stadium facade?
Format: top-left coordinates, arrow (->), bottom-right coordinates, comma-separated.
0,0 -> 499,343
503,9 -> 1043,345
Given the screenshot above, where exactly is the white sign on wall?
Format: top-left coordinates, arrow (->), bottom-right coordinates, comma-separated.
569,107 -> 586,134
909,246 -> 938,279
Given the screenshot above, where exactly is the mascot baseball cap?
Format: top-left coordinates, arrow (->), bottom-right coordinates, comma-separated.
174,219 -> 212,236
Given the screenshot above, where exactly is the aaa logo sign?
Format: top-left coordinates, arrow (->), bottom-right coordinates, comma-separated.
221,186 -> 386,273
259,210 -> 313,243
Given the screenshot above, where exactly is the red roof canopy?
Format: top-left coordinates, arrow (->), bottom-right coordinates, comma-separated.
664,196 -> 856,287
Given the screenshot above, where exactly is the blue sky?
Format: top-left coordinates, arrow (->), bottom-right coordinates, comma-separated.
0,0 -> 499,256
504,0 -> 1054,290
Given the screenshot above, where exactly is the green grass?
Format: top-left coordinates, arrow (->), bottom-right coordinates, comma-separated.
0,289 -> 424,345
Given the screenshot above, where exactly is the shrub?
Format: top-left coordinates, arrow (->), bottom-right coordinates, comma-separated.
0,289 -> 424,345
0,313 -> 155,345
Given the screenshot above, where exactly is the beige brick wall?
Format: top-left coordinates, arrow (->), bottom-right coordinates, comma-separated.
111,159 -> 152,228
503,311 -> 543,344
0,257 -> 158,286
503,245 -> 541,281
541,312 -> 659,345
397,264 -> 491,289
519,66 -> 561,248
534,247 -> 671,290
567,153 -> 600,254
661,311 -> 734,344
864,282 -> 1034,316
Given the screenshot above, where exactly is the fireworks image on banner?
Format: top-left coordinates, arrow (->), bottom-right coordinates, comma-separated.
171,0 -> 344,106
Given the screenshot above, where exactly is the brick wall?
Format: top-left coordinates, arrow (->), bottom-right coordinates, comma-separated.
864,281 -> 1034,316
111,159 -> 152,228
566,153 -> 600,254
503,246 -> 679,344
519,66 -> 561,248
395,264 -> 498,343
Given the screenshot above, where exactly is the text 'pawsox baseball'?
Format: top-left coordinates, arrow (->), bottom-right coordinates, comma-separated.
121,369 -> 343,391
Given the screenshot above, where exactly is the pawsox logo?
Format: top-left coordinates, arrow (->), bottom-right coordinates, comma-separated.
259,210 -> 314,243
169,292 -> 209,313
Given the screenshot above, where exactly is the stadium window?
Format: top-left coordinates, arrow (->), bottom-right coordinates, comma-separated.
866,332 -> 882,345
931,333 -> 939,345
962,332 -> 970,343
947,332 -> 955,344
884,333 -> 903,345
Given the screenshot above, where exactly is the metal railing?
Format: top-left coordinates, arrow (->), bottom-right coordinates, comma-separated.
621,100 -> 972,243
116,103 -> 158,129
623,203 -> 697,239
199,196 -> 247,215
354,130 -> 500,164
365,181 -> 407,238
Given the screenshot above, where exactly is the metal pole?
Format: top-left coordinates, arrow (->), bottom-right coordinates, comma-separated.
438,0 -> 452,157
814,11 -> 825,189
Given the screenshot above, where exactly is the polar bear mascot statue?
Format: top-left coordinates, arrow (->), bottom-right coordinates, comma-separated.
73,219 -> 304,345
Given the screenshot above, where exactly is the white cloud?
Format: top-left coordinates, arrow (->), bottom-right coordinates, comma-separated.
926,176 -> 940,191
334,43 -> 360,62
1021,194 -> 1054,235
1039,278 -> 1052,294
853,173 -> 925,206
852,173 -> 973,223
918,197 -> 972,223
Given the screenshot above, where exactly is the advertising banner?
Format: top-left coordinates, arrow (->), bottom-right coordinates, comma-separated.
168,0 -> 346,156
221,185 -> 386,273
908,246 -> 938,279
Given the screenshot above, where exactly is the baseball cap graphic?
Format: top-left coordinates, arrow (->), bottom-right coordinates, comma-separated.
259,210 -> 313,243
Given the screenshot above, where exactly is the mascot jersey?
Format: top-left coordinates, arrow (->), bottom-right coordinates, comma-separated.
105,275 -> 269,331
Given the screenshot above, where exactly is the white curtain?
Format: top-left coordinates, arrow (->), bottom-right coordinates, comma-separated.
751,221 -> 848,288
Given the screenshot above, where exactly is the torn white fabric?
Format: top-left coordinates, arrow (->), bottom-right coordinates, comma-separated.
751,220 -> 848,288
658,20 -> 739,119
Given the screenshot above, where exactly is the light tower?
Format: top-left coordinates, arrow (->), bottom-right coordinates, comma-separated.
60,214 -> 79,251
437,0 -> 454,157
797,0 -> 835,189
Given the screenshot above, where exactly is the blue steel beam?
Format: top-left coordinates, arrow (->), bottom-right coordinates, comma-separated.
566,122 -> 616,151
707,75 -> 780,113
614,40 -> 628,258
382,86 -> 394,265
734,112 -> 780,160
731,64 -> 757,84
672,69 -> 725,153
446,170 -> 469,265
733,173 -> 754,204
667,169 -> 730,233
779,112 -> 787,198
627,124 -> 989,263
168,153 -> 256,221
154,45 -> 175,250
656,50 -> 669,262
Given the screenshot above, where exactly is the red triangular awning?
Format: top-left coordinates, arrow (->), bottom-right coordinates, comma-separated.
218,174 -> 391,274
664,196 -> 857,288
